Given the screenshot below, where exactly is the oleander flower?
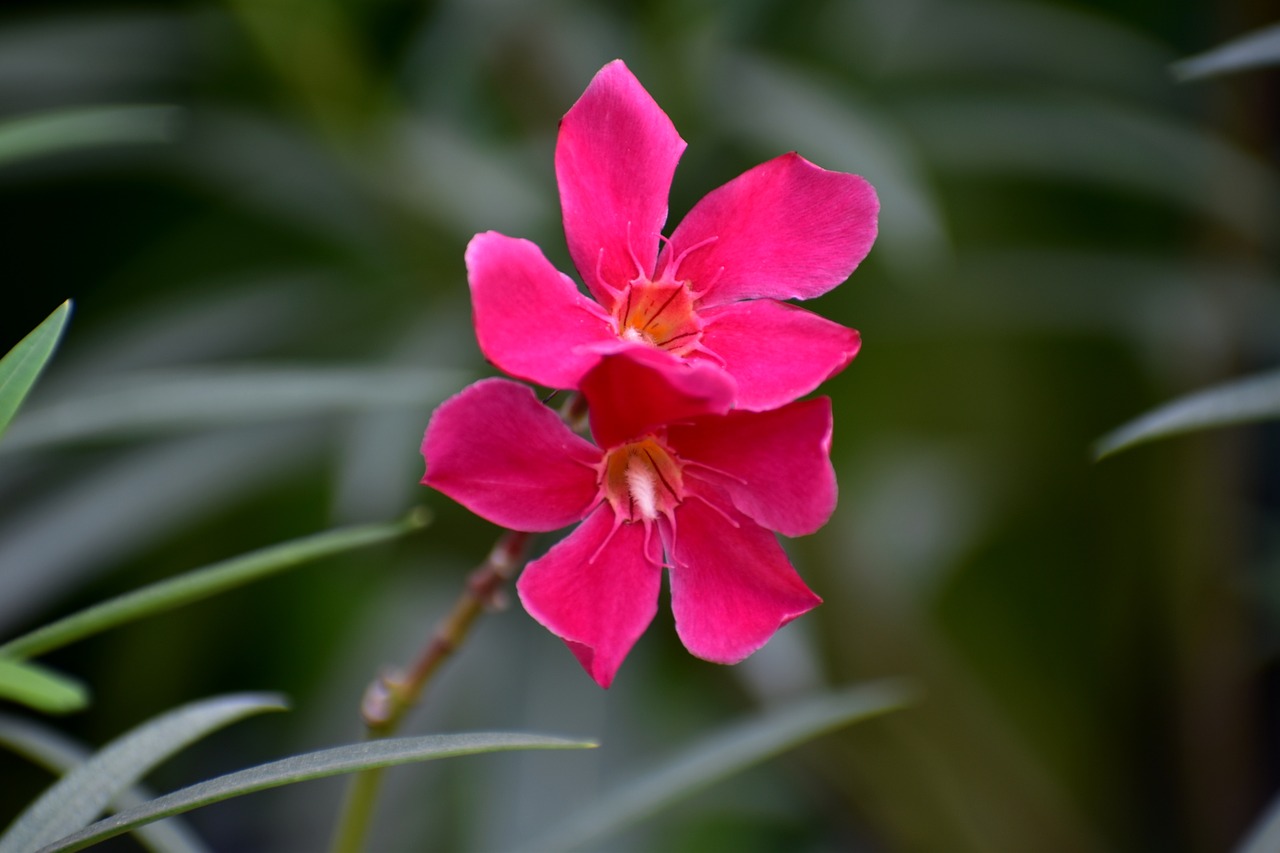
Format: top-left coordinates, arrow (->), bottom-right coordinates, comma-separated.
422,346 -> 832,688
467,59 -> 879,412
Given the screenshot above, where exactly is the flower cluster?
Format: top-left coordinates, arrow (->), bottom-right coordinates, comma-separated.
422,60 -> 878,688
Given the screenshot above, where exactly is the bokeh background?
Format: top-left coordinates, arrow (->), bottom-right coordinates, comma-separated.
2,0 -> 1278,850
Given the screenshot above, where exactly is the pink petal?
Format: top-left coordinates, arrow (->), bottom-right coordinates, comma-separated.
669,494 -> 822,664
660,152 -> 878,306
466,232 -> 617,390
580,345 -> 735,449
698,299 -> 860,411
667,398 -> 836,537
517,506 -> 662,688
556,60 -> 686,307
423,378 -> 601,531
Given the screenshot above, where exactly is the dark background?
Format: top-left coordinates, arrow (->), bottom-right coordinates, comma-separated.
2,1 -> 1278,850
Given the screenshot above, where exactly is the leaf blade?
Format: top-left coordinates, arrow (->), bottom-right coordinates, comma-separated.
1094,367 -> 1280,458
0,106 -> 180,168
531,680 -> 915,852
1172,22 -> 1280,81
40,732 -> 596,853
1237,787 -> 1280,853
0,301 -> 71,443
0,693 -> 287,853
0,658 -> 87,715
0,365 -> 469,453
0,713 -> 210,853
0,511 -> 429,661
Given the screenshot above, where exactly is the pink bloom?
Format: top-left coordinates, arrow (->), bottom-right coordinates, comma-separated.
467,59 -> 879,412
422,346 -> 832,688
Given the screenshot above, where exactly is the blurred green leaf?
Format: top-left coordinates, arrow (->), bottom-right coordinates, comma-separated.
0,692 -> 286,853
1095,366 -> 1280,458
0,429 -> 323,632
0,106 -> 179,167
0,713 -> 209,853
1173,21 -> 1280,81
838,0 -> 1174,96
0,511 -> 430,661
0,365 -> 469,453
530,680 -> 914,852
0,14 -> 187,113
0,300 -> 70,444
899,94 -> 1276,243
716,53 -> 950,276
41,732 -> 596,853
1238,789 -> 1280,853
0,658 -> 87,715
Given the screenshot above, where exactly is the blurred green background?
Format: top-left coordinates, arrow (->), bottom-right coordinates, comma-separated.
2,0 -> 1278,850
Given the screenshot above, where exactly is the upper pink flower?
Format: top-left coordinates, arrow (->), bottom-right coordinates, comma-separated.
467,59 -> 879,412
422,346 -> 832,688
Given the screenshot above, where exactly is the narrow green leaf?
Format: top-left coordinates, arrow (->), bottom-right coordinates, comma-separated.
1094,367 -> 1280,459
0,693 -> 286,853
897,94 -> 1275,244
0,658 -> 87,715
0,106 -> 180,168
0,365 -> 469,453
0,301 -> 71,443
715,55 -> 949,276
1173,22 -> 1280,81
1237,788 -> 1280,853
0,510 -> 429,661
0,713 -> 210,853
41,733 -> 596,853
531,680 -> 915,852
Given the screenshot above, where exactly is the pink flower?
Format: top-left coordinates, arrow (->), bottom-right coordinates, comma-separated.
422,346 -> 832,688
467,59 -> 879,412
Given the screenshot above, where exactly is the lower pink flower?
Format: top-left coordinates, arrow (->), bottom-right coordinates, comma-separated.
422,347 -> 831,688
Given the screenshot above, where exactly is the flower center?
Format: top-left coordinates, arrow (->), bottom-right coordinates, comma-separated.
600,437 -> 685,523
613,280 -> 702,356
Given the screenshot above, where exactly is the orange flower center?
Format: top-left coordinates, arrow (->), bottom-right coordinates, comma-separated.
613,281 -> 702,356
601,437 -> 685,523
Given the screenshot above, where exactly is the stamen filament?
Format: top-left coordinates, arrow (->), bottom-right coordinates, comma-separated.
687,491 -> 740,528
662,234 -> 719,282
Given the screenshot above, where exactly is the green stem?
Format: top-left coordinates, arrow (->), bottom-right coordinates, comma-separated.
329,529 -> 534,852
329,766 -> 386,853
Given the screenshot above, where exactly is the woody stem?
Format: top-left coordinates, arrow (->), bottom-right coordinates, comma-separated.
330,529 -> 534,853
363,529 -> 533,733
331,393 -> 583,853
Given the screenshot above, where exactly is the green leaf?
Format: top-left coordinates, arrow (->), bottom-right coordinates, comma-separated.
0,658 -> 87,715
897,94 -> 1276,244
530,680 -> 915,852
1094,367 -> 1280,458
0,106 -> 180,168
0,430 -> 324,632
0,301 -> 71,444
0,365 -> 469,453
41,732 -> 596,853
0,713 -> 210,853
1237,788 -> 1280,853
0,510 -> 429,661
1173,22 -> 1280,81
715,55 -> 949,277
0,692 -> 286,853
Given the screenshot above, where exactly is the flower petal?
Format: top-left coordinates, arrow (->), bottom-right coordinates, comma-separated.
669,494 -> 822,664
580,345 -> 735,449
517,506 -> 662,688
466,232 -> 617,390
556,60 -> 686,307
661,152 -> 879,305
423,378 -> 600,531
698,299 -> 861,411
668,398 -> 836,537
